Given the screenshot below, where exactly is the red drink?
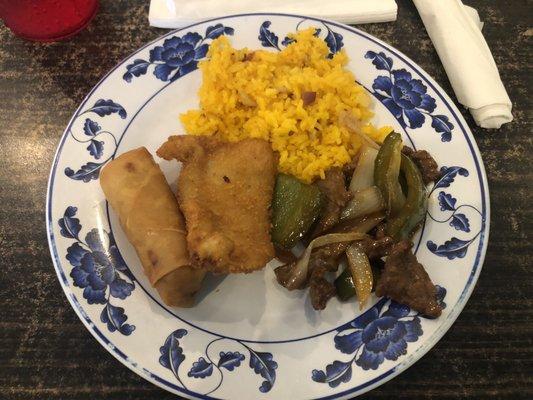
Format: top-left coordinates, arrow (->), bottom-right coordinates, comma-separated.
0,0 -> 99,42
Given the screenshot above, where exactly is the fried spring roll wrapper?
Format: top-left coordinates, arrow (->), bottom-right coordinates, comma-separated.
100,147 -> 205,307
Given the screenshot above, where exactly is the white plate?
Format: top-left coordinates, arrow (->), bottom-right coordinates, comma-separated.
46,13 -> 490,399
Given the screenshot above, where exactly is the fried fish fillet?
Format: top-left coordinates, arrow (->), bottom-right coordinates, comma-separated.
157,136 -> 277,273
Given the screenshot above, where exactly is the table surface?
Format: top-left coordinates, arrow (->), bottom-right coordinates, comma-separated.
1,1 -> 531,399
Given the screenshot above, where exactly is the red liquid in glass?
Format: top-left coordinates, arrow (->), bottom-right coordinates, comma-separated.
0,0 -> 99,42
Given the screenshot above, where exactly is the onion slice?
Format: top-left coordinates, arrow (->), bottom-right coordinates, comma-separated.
340,186 -> 385,221
284,233 -> 367,290
339,111 -> 381,150
329,212 -> 385,235
346,242 -> 373,309
349,146 -> 379,193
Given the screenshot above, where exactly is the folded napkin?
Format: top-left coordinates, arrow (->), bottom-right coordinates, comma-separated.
413,0 -> 512,129
149,0 -> 398,28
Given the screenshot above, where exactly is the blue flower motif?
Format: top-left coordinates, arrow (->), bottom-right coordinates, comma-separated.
356,305 -> 422,370
281,36 -> 296,47
123,25 -> 234,83
69,229 -> 134,304
158,331 -> 277,395
314,288 -> 446,388
335,301 -> 422,371
261,22 -> 342,58
427,165 -> 482,259
65,99 -> 125,182
365,50 -> 454,141
71,251 -> 112,304
60,207 -> 136,334
435,285 -> 447,310
81,117 -> 105,160
372,69 -> 436,129
150,33 -> 208,81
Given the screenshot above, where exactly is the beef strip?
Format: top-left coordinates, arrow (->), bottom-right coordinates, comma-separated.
275,246 -> 298,264
310,168 -> 351,238
342,154 -> 360,183
374,223 -> 387,239
275,214 -> 387,310
351,222 -> 394,260
274,241 -> 349,309
402,146 -> 441,185
309,265 -> 336,310
274,242 -> 348,290
360,235 -> 394,259
274,263 -> 299,289
307,232 -> 393,309
307,245 -> 349,309
375,241 -> 442,317
370,258 -> 385,290
310,242 -> 350,270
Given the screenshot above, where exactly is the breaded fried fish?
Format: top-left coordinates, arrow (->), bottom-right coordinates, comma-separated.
157,136 -> 276,273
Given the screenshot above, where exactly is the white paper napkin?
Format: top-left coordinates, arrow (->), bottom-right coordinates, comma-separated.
413,0 -> 512,129
149,0 -> 398,28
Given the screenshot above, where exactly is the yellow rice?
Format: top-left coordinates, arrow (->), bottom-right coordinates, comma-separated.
181,28 -> 391,183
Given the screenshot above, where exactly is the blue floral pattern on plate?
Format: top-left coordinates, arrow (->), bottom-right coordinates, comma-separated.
159,330 -> 278,395
426,167 -> 484,259
259,20 -> 343,57
312,287 -> 446,388
123,24 -> 234,83
65,24 -> 234,183
365,51 -> 454,142
64,99 -> 125,182
59,206 -> 136,335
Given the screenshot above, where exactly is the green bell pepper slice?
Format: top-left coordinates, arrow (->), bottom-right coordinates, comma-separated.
386,154 -> 427,240
271,173 -> 325,249
374,132 -> 404,216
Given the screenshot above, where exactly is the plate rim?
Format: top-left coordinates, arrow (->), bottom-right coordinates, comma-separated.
46,12 -> 491,400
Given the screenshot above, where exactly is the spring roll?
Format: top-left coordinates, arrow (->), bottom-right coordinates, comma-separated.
100,147 -> 205,307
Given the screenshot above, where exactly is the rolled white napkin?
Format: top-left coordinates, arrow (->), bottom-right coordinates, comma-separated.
149,0 -> 397,28
413,0 -> 512,129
